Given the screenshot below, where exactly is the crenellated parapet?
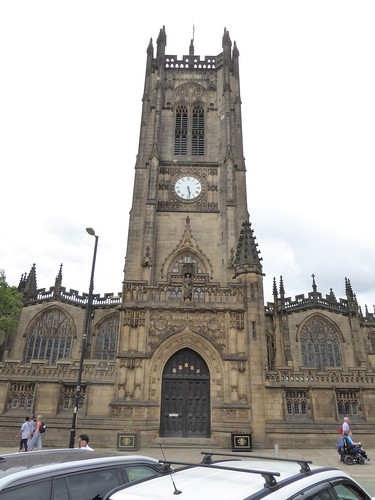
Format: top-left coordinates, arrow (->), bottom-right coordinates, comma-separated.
265,274 -> 375,326
265,292 -> 349,315
165,54 -> 218,70
18,263 -> 122,309
265,292 -> 375,326
21,286 -> 122,308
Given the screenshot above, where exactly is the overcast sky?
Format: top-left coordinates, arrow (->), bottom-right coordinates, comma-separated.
1,1 -> 374,310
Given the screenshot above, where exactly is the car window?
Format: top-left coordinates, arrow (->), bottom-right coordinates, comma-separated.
292,483 -> 334,500
121,465 -> 160,483
52,477 -> 69,500
294,489 -> 332,500
67,468 -> 121,500
0,479 -> 52,499
333,483 -> 369,500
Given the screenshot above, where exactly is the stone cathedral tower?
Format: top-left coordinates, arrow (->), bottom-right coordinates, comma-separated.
4,26 -> 374,449
115,26 -> 267,443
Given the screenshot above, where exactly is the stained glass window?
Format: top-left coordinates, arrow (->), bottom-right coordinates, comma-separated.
300,317 -> 341,370
96,315 -> 119,360
25,308 -> 73,365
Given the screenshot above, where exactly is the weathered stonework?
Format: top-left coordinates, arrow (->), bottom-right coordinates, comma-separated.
1,28 -> 375,449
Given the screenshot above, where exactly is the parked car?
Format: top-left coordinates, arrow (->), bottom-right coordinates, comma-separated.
0,448 -> 120,476
104,451 -> 374,500
0,449 -> 171,499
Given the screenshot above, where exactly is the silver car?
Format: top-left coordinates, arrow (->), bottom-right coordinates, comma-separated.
0,449 -> 171,499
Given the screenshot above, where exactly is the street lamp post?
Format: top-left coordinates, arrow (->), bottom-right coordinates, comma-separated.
69,227 -> 99,448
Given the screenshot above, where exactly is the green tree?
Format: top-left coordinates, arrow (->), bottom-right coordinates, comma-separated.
0,269 -> 23,344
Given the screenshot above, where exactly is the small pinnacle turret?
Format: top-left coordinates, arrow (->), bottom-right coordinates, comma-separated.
234,220 -> 263,276
279,275 -> 285,300
53,264 -> 63,298
18,264 -> 38,302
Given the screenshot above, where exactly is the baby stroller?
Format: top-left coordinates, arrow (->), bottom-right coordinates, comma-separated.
336,434 -> 368,465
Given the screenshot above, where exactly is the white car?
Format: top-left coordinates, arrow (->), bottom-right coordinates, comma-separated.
105,451 -> 374,500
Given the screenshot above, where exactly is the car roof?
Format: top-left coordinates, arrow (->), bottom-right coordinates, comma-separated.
0,452 -> 163,490
107,458 -> 360,500
0,448 -> 123,476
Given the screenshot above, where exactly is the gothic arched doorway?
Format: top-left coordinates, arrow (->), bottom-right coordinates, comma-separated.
160,348 -> 210,438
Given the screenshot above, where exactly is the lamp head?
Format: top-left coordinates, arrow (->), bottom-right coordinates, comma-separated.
86,227 -> 96,236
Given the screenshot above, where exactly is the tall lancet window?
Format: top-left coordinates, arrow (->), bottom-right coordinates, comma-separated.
192,105 -> 204,155
174,105 -> 188,155
96,315 -> 119,360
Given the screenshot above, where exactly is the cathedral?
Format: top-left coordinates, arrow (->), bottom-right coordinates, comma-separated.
2,27 -> 375,449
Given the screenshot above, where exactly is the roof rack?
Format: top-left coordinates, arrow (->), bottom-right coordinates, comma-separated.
159,460 -> 281,489
201,451 -> 312,474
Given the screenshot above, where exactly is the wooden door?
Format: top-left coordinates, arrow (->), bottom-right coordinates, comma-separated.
160,349 -> 210,437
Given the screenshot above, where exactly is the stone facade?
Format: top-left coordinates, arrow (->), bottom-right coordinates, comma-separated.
1,27 -> 375,449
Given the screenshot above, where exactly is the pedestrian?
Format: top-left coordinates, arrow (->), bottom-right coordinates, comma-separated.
76,434 -> 94,451
15,416 -> 32,452
342,416 -> 350,434
28,414 -> 43,451
28,413 -> 36,443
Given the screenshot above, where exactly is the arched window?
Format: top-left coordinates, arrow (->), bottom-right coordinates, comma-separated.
266,333 -> 275,370
192,106 -> 204,155
174,105 -> 188,155
174,104 -> 205,156
300,316 -> 341,370
170,253 -> 204,274
25,308 -> 73,365
96,315 -> 119,360
369,332 -> 375,354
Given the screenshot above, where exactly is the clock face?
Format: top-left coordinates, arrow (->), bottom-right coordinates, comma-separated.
174,176 -> 202,200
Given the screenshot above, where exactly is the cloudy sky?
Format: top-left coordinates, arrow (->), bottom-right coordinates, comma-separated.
1,1 -> 374,310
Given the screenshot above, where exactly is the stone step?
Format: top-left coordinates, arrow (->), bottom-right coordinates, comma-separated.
150,437 -> 221,449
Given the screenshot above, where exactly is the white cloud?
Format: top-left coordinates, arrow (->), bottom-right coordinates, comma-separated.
1,0 -> 374,311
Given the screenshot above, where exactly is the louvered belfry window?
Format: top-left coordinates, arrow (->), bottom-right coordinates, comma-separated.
174,105 -> 188,155
192,106 -> 204,155
174,105 -> 204,156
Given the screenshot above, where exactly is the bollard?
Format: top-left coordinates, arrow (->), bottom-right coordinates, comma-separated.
274,443 -> 279,459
